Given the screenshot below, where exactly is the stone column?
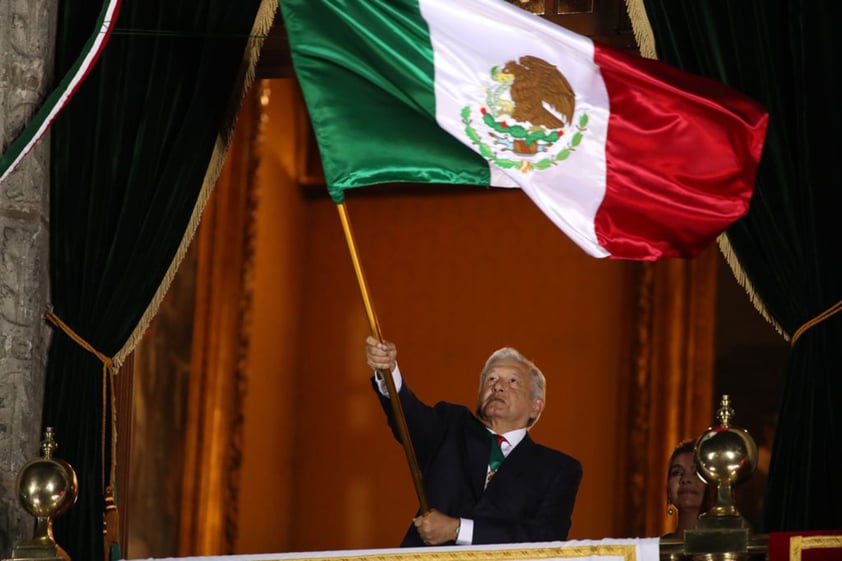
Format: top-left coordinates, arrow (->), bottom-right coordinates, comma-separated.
0,0 -> 57,555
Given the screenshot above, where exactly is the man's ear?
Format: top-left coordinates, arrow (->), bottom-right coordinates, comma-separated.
531,398 -> 545,419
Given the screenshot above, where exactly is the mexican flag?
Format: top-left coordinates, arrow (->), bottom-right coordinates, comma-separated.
279,0 -> 768,260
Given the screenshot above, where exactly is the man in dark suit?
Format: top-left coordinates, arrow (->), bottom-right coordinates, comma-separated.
366,336 -> 582,547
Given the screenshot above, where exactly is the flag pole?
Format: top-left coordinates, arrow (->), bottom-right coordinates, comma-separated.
336,201 -> 430,515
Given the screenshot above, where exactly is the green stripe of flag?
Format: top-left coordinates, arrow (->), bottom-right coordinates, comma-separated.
280,0 -> 490,203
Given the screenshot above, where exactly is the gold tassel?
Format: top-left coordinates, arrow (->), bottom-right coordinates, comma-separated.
103,486 -> 120,561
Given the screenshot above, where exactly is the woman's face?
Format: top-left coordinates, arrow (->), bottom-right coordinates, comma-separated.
668,451 -> 707,512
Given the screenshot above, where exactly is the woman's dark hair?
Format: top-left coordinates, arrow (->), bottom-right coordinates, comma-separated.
667,439 -> 696,478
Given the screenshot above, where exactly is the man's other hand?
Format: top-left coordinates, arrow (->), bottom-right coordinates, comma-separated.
412,509 -> 460,545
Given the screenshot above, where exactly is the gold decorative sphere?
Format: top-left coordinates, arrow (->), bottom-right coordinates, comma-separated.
696,429 -> 758,486
11,426 -> 78,559
695,395 -> 757,519
18,460 -> 76,519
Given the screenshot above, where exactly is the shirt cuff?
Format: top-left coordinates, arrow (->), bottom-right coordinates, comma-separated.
374,363 -> 403,396
455,518 -> 473,545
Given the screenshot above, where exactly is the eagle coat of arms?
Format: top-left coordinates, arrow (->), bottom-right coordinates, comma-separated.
462,55 -> 589,173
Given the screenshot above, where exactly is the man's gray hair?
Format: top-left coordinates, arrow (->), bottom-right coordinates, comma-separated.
479,347 -> 546,426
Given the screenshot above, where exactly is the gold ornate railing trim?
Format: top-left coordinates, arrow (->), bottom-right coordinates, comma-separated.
252,544 -> 637,561
790,535 -> 842,560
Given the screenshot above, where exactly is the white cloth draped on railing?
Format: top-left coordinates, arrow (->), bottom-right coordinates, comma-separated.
129,538 -> 660,561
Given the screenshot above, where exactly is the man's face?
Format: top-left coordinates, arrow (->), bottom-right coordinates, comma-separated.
477,359 -> 544,431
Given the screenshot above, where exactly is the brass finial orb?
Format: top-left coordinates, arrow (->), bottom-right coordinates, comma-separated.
662,395 -> 767,561
695,395 -> 758,519
19,429 -> 76,521
9,427 -> 78,561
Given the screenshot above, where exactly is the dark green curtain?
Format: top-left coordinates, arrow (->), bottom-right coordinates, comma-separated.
642,1 -> 841,531
46,1 -> 267,560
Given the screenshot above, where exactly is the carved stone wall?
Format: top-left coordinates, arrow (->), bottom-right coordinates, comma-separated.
0,0 -> 57,555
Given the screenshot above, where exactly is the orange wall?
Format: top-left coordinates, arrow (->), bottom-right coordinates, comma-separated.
237,79 -> 635,553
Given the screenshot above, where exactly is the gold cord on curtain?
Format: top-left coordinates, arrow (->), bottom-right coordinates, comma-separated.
44,310 -> 120,557
790,299 -> 842,347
